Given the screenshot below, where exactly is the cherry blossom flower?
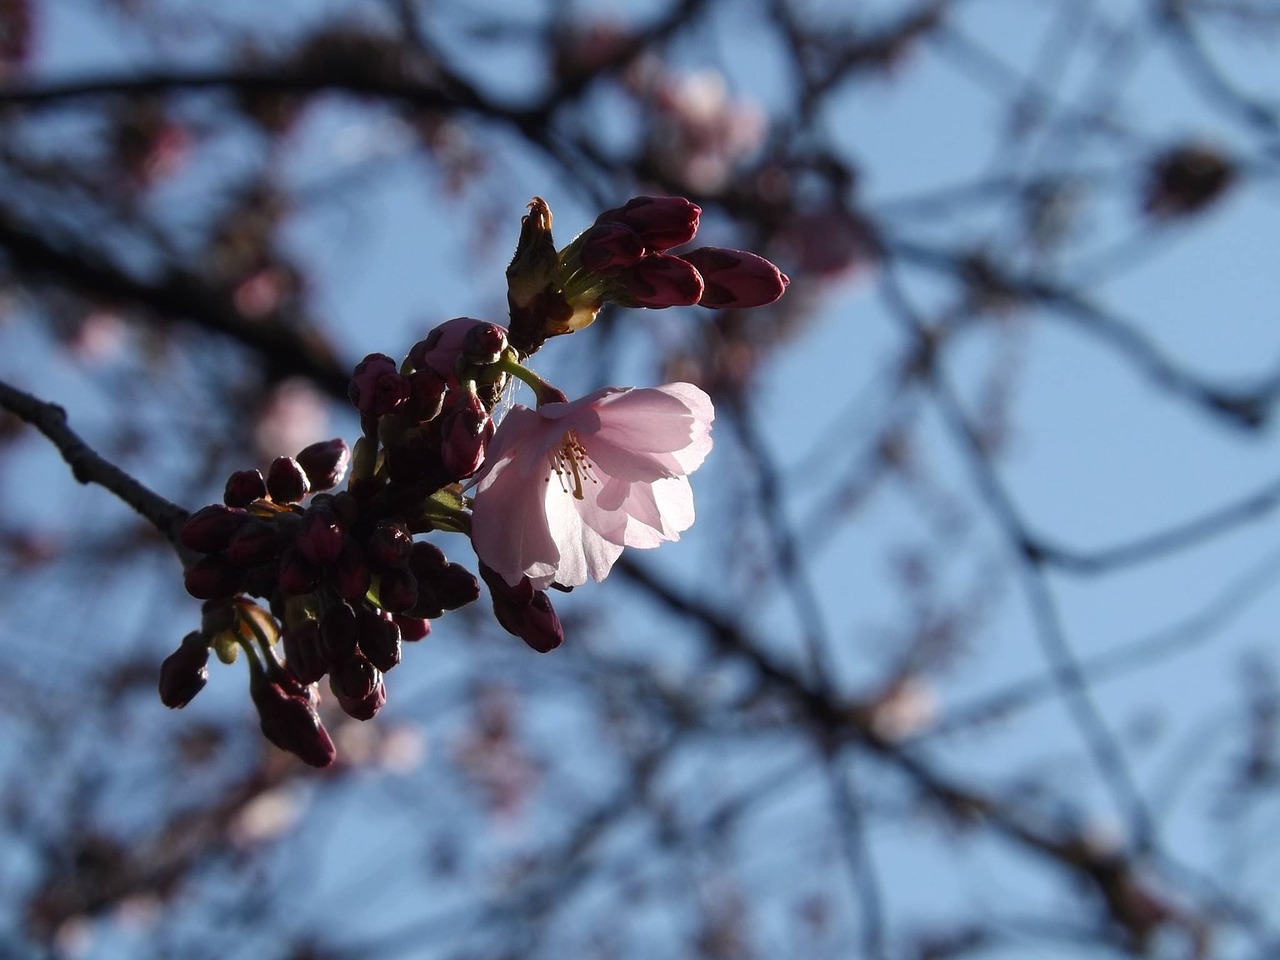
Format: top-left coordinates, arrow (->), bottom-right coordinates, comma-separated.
470,383 -> 714,589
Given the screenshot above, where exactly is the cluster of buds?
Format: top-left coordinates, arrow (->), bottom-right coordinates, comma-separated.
162,195 -> 789,766
506,195 -> 788,354
167,423 -> 481,762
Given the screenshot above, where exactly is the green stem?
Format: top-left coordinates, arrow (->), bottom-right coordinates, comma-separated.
492,352 -> 568,406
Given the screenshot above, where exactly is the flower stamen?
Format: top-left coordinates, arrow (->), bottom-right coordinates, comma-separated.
549,431 -> 596,500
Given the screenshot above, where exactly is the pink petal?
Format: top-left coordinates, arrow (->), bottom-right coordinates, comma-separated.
471,454 -> 562,588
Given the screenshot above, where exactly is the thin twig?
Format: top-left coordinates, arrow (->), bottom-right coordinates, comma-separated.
0,379 -> 189,546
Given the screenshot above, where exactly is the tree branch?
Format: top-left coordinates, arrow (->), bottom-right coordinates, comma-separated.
0,379 -> 189,546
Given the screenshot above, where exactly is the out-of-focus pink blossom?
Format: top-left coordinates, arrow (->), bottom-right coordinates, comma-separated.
471,382 -> 714,589
253,378 -> 329,461
648,70 -> 766,192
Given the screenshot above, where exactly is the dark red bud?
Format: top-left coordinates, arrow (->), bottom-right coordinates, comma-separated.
376,566 -> 418,614
224,520 -> 284,567
595,196 -> 701,251
276,546 -> 321,596
405,581 -> 444,620
479,563 -> 565,653
460,321 -> 508,366
329,652 -> 380,704
158,631 -> 210,708
407,540 -> 447,573
680,247 -> 790,309
244,562 -> 278,598
266,456 -> 310,504
330,491 -> 360,528
249,667 -> 336,767
349,353 -> 409,417
283,618 -> 327,685
393,615 -> 431,641
614,254 -> 704,308
408,317 -> 491,383
366,520 -> 413,571
180,504 -> 249,554
295,439 -> 350,492
434,563 -> 481,610
184,555 -> 246,600
402,368 -> 446,422
356,605 -> 402,671
578,221 -> 645,273
295,509 -> 344,567
440,392 -> 493,481
333,677 -> 386,721
319,601 -> 359,664
223,469 -> 267,507
330,539 -> 372,602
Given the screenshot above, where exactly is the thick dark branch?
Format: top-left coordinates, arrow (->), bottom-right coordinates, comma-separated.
0,379 -> 189,545
0,207 -> 352,400
0,66 -> 529,125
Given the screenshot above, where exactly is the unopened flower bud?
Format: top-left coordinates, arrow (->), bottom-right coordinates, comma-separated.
249,666 -> 336,767
405,582 -> 443,620
680,247 -> 790,308
295,439 -> 350,492
330,491 -> 360,528
331,539 -> 372,602
266,456 -> 310,504
578,221 -> 645,273
330,652 -> 380,704
158,631 -> 210,708
180,504 -> 249,554
184,555 -> 246,600
365,520 -> 413,571
333,675 -> 386,721
276,545 -> 321,595
393,615 -> 431,642
440,389 -> 493,480
356,605 -> 402,672
402,368 -> 447,422
407,540 -> 447,572
409,317 -> 505,384
506,197 -> 559,311
461,321 -> 508,367
349,353 -> 409,417
224,469 -> 267,508
244,562 -> 278,598
295,509 -> 344,567
479,563 -> 565,653
224,520 -> 284,567
319,601 -> 359,664
406,541 -> 446,618
595,196 -> 701,252
435,563 -> 481,610
376,566 -> 418,614
283,618 -> 327,685
613,254 -> 704,308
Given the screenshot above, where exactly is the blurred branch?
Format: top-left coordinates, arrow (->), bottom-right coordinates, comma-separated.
878,267 -> 1158,854
0,206 -> 351,398
0,379 -> 188,545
